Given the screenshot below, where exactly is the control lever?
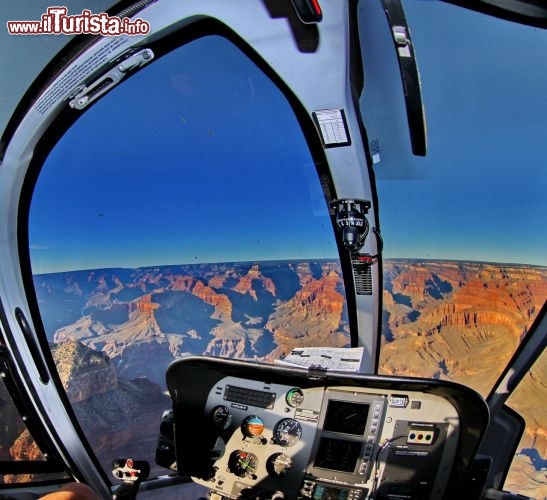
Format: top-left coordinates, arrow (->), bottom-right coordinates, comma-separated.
112,458 -> 150,500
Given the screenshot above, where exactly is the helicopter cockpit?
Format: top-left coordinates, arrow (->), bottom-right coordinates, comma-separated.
150,355 -> 489,500
0,1 -> 546,500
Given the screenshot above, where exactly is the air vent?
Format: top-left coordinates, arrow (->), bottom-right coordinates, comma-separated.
224,385 -> 276,409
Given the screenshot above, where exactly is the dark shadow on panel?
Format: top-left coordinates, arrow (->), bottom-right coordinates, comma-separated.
262,0 -> 320,53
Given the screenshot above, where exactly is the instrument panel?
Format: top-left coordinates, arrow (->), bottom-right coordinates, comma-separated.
160,356 -> 489,500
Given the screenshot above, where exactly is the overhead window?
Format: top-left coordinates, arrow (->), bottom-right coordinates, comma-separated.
27,34 -> 347,478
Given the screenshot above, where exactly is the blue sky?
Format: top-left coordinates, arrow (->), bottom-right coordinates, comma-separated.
29,1 -> 547,273
29,35 -> 338,273
366,0 -> 547,266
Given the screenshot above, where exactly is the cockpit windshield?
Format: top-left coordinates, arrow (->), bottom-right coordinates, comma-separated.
0,0 -> 545,498
27,33 -> 349,479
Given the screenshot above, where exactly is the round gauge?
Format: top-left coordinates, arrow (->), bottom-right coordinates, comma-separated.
229,450 -> 259,478
273,418 -> 302,447
241,415 -> 265,438
286,388 -> 304,408
211,405 -> 232,430
266,453 -> 293,477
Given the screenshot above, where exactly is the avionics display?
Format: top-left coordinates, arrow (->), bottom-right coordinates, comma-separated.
314,437 -> 362,473
323,400 -> 370,435
312,483 -> 355,499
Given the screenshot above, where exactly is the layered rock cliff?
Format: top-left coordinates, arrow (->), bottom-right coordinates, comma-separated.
266,270 -> 349,359
380,260 -> 547,396
53,338 -> 118,403
231,263 -> 276,300
51,340 -> 170,475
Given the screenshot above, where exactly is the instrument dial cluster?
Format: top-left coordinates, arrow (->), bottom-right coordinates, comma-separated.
200,380 -> 321,497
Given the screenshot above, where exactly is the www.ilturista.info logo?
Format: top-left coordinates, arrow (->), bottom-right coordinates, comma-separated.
7,6 -> 150,36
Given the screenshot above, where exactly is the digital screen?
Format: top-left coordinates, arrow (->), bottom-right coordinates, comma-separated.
312,484 -> 349,500
314,437 -> 361,473
323,400 -> 370,435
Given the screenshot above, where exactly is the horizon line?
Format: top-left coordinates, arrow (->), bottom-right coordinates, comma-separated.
32,256 -> 547,276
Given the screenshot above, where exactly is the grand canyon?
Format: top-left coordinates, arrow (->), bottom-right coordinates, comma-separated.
2,258 -> 546,497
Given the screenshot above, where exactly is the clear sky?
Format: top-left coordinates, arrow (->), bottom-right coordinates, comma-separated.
29,35 -> 339,273
29,1 -> 547,274
364,0 -> 547,267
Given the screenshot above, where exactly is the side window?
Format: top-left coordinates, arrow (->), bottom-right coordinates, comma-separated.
1,342 -> 69,485
364,0 -> 547,399
505,347 -> 546,499
359,2 -> 547,496
27,35 -> 347,476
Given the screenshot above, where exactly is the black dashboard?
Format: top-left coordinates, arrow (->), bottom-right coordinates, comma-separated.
158,356 -> 489,500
